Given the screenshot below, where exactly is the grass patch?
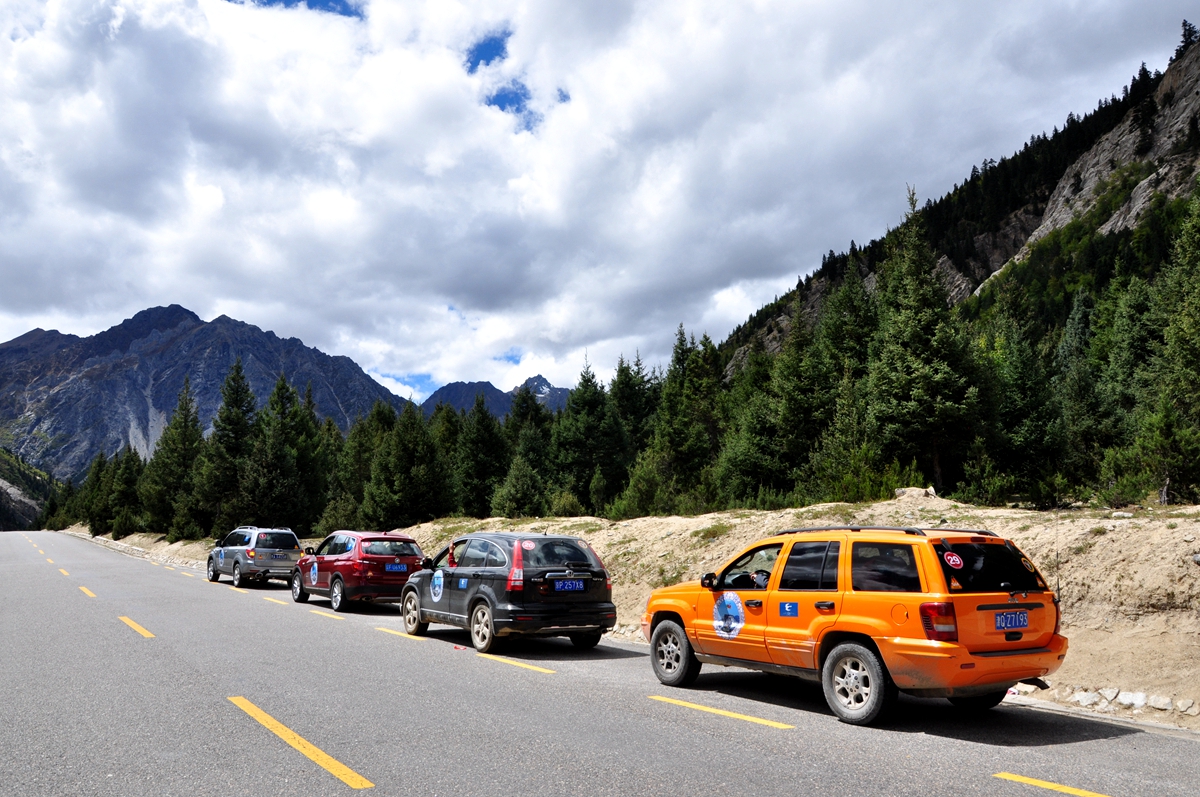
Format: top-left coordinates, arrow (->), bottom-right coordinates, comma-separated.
1167,522 -> 1178,529
691,522 -> 733,543
1088,527 -> 1108,536
561,521 -> 603,535
652,561 -> 688,588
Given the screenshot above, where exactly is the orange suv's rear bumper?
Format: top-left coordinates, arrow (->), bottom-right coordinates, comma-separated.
878,634 -> 1068,698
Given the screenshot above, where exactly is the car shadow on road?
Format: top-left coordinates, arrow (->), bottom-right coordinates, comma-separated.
685,671 -> 1139,747
418,626 -> 646,661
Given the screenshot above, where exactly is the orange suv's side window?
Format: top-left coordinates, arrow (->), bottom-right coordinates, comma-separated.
850,543 -> 923,592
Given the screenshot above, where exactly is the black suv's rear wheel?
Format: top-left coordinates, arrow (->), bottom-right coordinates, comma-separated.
650,620 -> 701,687
949,690 -> 1008,712
402,592 -> 428,636
206,558 -> 220,582
569,632 -> 602,650
291,571 -> 309,603
231,562 -> 244,588
822,642 -> 896,725
470,603 -> 498,653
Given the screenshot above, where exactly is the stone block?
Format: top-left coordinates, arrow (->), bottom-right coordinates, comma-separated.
1099,687 -> 1120,701
1149,695 -> 1173,711
1116,691 -> 1147,708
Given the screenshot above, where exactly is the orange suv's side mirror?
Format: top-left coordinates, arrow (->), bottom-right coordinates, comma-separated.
700,572 -> 717,589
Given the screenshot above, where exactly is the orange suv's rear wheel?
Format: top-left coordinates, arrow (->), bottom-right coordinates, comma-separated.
822,642 -> 896,725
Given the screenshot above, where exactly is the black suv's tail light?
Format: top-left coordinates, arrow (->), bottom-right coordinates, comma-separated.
919,602 -> 958,642
586,542 -> 611,589
507,542 -> 524,592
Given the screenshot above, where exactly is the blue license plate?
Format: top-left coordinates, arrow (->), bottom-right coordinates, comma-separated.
994,610 -> 1028,630
385,563 -> 407,572
271,553 -> 287,560
554,579 -> 586,592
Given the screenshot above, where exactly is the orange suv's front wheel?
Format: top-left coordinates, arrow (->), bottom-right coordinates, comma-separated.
650,620 -> 702,687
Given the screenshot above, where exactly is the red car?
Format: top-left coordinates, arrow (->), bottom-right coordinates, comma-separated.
291,530 -> 424,612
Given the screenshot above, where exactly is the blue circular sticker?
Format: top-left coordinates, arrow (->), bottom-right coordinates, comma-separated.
431,569 -> 444,602
713,591 -> 745,640
309,561 -> 317,585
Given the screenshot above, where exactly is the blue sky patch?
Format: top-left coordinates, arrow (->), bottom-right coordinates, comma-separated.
493,347 -> 522,365
557,88 -> 571,103
234,1 -> 362,18
487,81 -> 540,131
466,31 -> 510,73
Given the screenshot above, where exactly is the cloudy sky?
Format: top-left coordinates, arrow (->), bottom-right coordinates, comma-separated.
0,1 -> 1192,400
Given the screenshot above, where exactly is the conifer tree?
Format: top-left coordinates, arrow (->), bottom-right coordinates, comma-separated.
110,446 -> 144,540
81,452 -> 111,537
361,403 -> 454,528
490,455 -> 546,518
553,362 -> 629,513
238,375 -> 304,531
139,377 -> 203,537
318,401 -> 395,533
456,394 -> 511,517
609,353 -> 659,454
505,386 -> 553,474
865,192 -> 978,492
191,359 -> 257,536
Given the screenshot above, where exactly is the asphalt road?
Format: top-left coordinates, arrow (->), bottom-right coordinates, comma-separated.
2,530 -> 1196,797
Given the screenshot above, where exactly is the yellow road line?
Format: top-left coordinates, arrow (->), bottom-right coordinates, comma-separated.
79,586 -> 96,598
46,558 -> 54,564
263,597 -> 289,605
477,653 -> 555,673
227,697 -> 373,789
648,695 -> 794,729
150,562 -> 160,566
310,610 -> 344,620
994,773 -> 1112,797
164,566 -> 175,571
229,586 -> 248,594
118,616 -> 155,638
376,627 -> 428,642
59,569 -> 69,576
38,550 -> 44,554
180,572 -> 195,578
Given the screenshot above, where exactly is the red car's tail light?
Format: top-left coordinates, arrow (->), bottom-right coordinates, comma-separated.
507,542 -> 524,592
919,602 -> 958,642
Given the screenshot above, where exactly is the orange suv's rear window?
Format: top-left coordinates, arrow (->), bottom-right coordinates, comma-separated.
932,541 -> 1043,593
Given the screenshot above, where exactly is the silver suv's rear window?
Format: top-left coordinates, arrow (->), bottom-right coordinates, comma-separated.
361,539 -> 421,557
256,533 -> 299,550
933,541 -> 1043,593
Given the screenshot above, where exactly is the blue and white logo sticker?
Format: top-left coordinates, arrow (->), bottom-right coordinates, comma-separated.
309,561 -> 318,585
458,577 -> 468,590
779,601 -> 799,617
219,548 -> 225,563
431,569 -> 444,602
713,591 -> 746,640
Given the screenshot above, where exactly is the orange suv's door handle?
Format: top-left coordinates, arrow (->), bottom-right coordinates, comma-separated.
745,600 -> 763,608
815,601 -> 835,610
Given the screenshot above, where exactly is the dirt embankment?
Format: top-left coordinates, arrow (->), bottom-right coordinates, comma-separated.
64,489 -> 1200,728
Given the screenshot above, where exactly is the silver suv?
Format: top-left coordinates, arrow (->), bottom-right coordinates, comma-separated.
207,527 -> 302,587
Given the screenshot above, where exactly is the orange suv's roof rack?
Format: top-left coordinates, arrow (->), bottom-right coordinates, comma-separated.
772,526 -> 927,537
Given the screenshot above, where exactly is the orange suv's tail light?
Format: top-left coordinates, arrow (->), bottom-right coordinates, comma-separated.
507,542 -> 524,592
919,602 -> 958,642
1053,598 -> 1061,635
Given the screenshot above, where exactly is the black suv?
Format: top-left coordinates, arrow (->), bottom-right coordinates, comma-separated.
400,532 -> 616,652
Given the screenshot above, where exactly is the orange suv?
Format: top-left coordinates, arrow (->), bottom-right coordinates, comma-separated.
640,527 -> 1067,724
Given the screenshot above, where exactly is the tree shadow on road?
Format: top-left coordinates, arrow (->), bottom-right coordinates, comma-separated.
685,671 -> 1140,747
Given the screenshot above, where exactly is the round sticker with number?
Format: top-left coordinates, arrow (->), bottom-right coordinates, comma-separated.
713,592 -> 745,640
943,551 -> 964,570
521,540 -> 536,550
431,569 -> 444,602
1021,557 -> 1035,572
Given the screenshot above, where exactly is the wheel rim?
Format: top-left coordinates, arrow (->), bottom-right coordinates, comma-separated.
292,575 -> 301,598
831,655 -> 873,711
655,629 -> 682,675
472,607 -> 491,647
233,565 -> 240,585
207,561 -> 214,579
332,581 -> 342,607
404,597 -> 419,630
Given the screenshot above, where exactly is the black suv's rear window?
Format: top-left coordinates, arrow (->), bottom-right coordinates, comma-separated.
521,539 -> 598,568
256,533 -> 299,550
933,541 -> 1043,593
361,539 -> 421,557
